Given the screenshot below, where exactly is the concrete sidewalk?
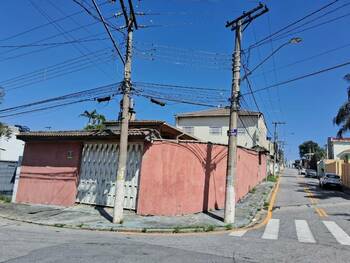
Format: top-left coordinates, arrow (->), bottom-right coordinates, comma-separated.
0,181 -> 274,233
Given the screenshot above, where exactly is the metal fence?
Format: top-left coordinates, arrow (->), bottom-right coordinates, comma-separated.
0,160 -> 17,195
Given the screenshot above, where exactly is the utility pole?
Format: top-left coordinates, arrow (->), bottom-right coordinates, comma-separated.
224,3 -> 268,224
113,0 -> 138,224
272,122 -> 285,177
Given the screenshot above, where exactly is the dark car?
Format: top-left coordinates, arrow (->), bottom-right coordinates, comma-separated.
305,169 -> 317,178
319,173 -> 342,190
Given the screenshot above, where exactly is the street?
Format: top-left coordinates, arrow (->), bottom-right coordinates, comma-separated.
1,168 -> 350,263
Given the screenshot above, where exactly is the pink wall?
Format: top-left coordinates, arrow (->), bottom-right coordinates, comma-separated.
16,142 -> 82,206
137,141 -> 267,216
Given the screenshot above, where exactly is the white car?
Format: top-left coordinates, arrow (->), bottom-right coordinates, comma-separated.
319,173 -> 342,190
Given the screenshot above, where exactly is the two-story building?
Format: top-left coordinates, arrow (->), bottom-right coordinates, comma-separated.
327,137 -> 350,161
175,108 -> 269,150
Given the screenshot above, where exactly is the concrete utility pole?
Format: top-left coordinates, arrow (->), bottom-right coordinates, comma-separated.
272,122 -> 286,177
113,0 -> 138,224
224,3 -> 268,224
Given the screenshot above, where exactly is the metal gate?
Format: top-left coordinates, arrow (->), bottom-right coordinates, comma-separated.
76,142 -> 143,210
0,161 -> 17,195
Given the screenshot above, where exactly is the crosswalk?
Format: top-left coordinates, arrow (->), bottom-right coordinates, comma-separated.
230,219 -> 350,246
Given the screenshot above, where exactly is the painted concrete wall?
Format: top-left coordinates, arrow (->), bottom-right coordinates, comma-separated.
0,126 -> 25,162
16,142 -> 82,206
176,115 -> 269,150
137,141 -> 267,216
333,142 -> 350,160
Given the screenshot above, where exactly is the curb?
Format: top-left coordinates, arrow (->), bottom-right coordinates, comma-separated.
0,178 -> 281,235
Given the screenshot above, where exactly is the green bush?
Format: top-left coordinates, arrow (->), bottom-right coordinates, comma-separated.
266,175 -> 279,182
0,195 -> 11,203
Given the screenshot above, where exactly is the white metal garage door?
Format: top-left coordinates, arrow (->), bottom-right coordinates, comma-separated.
76,142 -> 143,210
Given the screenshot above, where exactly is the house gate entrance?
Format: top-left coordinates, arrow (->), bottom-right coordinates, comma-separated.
76,142 -> 143,210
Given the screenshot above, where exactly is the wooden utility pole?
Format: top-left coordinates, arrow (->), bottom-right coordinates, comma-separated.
224,3 -> 268,224
272,121 -> 285,177
113,0 -> 138,224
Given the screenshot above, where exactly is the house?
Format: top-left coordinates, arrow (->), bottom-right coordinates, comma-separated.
327,137 -> 350,161
175,108 -> 269,150
0,126 -> 25,196
14,120 -> 268,216
0,125 -> 25,162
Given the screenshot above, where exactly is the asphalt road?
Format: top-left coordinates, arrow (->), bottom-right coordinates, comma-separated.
1,168 -> 350,263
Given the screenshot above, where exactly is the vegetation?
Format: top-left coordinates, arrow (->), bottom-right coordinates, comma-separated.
334,74 -> 350,137
267,175 -> 279,182
0,195 -> 11,203
80,110 -> 106,131
298,141 -> 326,170
0,88 -> 12,139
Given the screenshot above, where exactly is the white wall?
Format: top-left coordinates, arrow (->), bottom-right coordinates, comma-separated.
176,115 -> 267,148
0,126 -> 25,162
333,141 -> 350,160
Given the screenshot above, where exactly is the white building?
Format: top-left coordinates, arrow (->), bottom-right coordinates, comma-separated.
327,137 -> 350,161
175,108 -> 269,150
0,126 -> 25,162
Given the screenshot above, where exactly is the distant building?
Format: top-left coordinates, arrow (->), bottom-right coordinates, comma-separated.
0,126 -> 25,162
327,137 -> 350,161
175,108 -> 269,150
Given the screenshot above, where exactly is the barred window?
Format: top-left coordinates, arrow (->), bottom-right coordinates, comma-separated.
209,126 -> 222,135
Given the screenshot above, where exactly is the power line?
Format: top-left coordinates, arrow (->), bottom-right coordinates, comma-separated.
0,83 -> 120,114
263,1 -> 350,44
266,10 -> 350,45
0,0 -> 110,42
91,0 -> 125,65
249,0 -> 339,49
242,59 -> 350,96
0,37 -> 109,48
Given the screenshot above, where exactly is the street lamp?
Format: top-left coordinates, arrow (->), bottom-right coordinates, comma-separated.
242,37 -> 302,81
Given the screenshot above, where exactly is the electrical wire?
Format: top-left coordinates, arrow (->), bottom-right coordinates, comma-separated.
249,0 -> 339,49
242,59 -> 350,96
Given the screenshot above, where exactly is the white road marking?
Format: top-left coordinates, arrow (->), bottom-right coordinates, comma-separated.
323,221 -> 350,246
229,230 -> 247,237
295,220 -> 316,243
262,219 -> 279,240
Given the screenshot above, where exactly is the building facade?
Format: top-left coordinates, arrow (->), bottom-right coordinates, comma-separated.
175,108 -> 269,150
327,137 -> 350,161
14,120 -> 268,216
0,126 -> 25,162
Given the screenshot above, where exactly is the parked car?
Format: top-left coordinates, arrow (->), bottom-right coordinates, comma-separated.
305,169 -> 317,178
299,168 -> 306,175
319,173 -> 342,190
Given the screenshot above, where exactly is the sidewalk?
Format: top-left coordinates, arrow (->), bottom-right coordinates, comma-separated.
0,181 -> 274,233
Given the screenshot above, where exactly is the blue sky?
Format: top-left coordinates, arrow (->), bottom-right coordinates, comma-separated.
0,0 -> 349,161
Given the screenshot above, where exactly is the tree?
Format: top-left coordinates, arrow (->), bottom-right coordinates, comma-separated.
298,141 -> 326,170
0,88 -> 11,139
334,74 -> 350,137
80,110 -> 106,131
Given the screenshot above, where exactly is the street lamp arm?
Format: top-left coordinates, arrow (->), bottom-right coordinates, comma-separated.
241,37 -> 302,81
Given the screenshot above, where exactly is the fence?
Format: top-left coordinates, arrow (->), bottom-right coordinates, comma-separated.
0,160 -> 17,195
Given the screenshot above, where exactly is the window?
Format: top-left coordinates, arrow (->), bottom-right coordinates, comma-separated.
209,126 -> 222,135
67,150 -> 73,159
182,126 -> 194,135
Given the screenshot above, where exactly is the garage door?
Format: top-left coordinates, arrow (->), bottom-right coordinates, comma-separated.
76,142 -> 143,210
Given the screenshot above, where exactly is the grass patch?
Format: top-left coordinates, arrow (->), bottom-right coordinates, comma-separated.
266,175 -> 279,182
53,223 -> 65,228
225,224 -> 233,230
205,225 -> 215,232
0,195 -> 11,203
249,187 -> 256,194
263,201 -> 269,210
